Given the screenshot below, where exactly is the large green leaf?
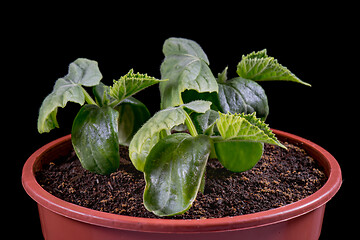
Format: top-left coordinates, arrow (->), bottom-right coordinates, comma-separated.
71,105 -> 120,175
115,97 -> 150,146
129,100 -> 211,172
160,38 -> 218,109
143,133 -> 212,216
218,77 -> 269,120
38,58 -> 103,133
109,69 -> 164,105
236,49 -> 311,86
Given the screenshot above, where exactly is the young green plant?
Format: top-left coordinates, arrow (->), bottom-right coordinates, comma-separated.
129,102 -> 285,216
36,38 -> 310,217
37,58 -> 165,175
128,37 -> 310,216
160,38 -> 310,120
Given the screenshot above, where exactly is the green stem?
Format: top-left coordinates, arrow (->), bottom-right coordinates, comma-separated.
81,87 -> 97,105
109,98 -> 123,108
184,111 -> 198,137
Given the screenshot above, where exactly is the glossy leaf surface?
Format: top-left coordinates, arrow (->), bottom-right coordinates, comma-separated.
129,101 -> 211,172
115,97 -> 150,146
214,141 -> 264,172
71,105 -> 120,175
218,77 -> 269,120
144,133 -> 211,216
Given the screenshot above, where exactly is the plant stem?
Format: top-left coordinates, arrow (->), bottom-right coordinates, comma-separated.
184,111 -> 198,137
109,98 -> 123,108
81,87 -> 97,105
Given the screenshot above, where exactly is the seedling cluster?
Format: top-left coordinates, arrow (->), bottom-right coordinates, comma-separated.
38,38 -> 309,216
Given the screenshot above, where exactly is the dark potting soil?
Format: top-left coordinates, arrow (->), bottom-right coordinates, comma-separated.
36,142 -> 327,219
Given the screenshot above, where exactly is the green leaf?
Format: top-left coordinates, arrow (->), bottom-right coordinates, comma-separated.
93,82 -> 112,107
214,112 -> 284,172
109,69 -> 164,105
214,141 -> 264,172
181,90 -> 221,111
115,97 -> 151,146
192,109 -> 220,135
143,133 -> 212,216
71,105 -> 120,175
37,58 -> 102,133
129,101 -> 211,172
237,49 -> 311,86
181,100 -> 212,113
215,112 -> 285,148
160,37 -> 218,109
218,77 -> 269,120
129,107 -> 187,172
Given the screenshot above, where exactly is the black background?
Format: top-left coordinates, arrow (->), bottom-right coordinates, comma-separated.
8,4 -> 355,239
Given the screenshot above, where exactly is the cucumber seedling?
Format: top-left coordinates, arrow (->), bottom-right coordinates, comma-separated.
37,38 -> 310,216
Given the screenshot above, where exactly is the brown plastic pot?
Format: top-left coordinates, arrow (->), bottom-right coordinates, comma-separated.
22,129 -> 342,240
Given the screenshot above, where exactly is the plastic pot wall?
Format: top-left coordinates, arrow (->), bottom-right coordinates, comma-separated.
22,130 -> 342,240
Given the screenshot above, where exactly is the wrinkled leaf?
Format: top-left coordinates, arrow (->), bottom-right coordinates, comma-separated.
144,133 -> 212,216
71,105 -> 120,175
215,112 -> 285,148
237,49 -> 311,86
214,141 -> 264,172
38,58 -> 102,133
109,69 -> 164,104
129,101 -> 211,172
115,97 -> 150,146
218,77 -> 269,120
160,37 -> 218,109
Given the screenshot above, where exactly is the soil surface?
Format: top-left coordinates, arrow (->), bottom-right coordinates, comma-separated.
36,142 -> 327,219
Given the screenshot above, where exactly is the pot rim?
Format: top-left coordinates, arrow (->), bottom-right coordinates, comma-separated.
22,129 -> 342,233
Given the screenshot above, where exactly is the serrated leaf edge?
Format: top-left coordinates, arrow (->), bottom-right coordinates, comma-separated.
237,49 -> 311,87
109,69 -> 165,102
215,112 -> 286,148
